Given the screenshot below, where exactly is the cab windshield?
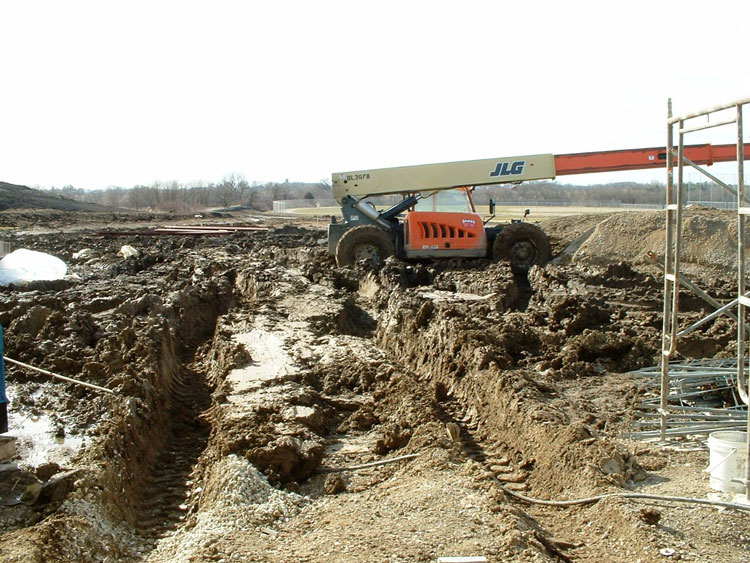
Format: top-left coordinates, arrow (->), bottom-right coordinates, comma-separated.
414,188 -> 474,213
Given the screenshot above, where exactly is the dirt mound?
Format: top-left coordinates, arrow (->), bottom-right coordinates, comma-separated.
544,207 -> 739,270
0,182 -> 111,212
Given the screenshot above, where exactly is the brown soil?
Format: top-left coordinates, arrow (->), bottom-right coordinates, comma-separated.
0,207 -> 747,562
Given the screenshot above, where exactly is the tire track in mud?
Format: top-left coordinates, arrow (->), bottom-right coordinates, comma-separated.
104,256 -> 238,547
125,265 -> 236,545
134,364 -> 212,541
369,260 -> 680,561
436,391 -> 530,493
374,284 -> 585,562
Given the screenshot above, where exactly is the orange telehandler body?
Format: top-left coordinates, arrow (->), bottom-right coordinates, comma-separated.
329,144 -> 750,271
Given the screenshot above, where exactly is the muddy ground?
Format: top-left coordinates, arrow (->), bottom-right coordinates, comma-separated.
0,207 -> 747,562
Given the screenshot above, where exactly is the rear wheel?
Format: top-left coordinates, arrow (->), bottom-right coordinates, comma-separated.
335,225 -> 396,267
493,223 -> 551,274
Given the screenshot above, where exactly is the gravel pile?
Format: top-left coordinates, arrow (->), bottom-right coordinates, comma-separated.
147,455 -> 308,562
58,496 -> 143,561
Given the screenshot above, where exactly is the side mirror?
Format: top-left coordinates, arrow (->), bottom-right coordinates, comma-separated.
483,198 -> 497,226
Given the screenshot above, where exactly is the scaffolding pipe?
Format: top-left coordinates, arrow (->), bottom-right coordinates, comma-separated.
679,116 -> 737,134
681,155 -> 740,197
738,103 -> 750,500
647,251 -> 738,325
667,96 -> 750,124
637,403 -> 746,415
625,424 -> 745,438
677,295 -> 744,337
660,98 -> 750,501
660,99 -> 676,442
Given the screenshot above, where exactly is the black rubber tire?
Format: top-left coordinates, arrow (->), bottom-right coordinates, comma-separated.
492,222 -> 551,274
335,225 -> 396,267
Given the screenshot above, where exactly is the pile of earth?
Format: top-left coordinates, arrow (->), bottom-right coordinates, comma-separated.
544,206 -> 740,271
0,182 -> 110,213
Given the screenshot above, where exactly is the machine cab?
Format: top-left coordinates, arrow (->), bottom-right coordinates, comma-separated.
403,187 -> 487,258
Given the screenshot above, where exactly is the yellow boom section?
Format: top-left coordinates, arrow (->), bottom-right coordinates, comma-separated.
332,153 -> 556,203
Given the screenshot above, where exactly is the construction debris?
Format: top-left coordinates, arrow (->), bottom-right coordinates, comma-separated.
628,359 -> 747,440
101,225 -> 270,236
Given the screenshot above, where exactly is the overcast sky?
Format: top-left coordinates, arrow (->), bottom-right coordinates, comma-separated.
2,1 -> 749,190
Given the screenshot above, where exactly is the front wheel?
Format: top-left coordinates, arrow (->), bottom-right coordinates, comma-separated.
493,223 -> 551,274
335,225 -> 396,267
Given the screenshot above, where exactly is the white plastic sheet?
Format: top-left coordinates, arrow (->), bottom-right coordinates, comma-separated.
0,249 -> 67,286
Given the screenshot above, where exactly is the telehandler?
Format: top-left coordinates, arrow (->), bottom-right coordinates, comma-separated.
328,144 -> 748,273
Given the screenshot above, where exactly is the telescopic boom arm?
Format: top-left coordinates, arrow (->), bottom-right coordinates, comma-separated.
332,143 -> 750,203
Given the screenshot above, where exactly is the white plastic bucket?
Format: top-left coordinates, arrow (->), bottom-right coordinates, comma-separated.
706,431 -> 747,493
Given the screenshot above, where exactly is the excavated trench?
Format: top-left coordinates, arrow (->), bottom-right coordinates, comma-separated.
1,215 -> 748,562
0,233 -> 242,560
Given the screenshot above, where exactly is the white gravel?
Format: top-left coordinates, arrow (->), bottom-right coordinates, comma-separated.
146,454 -> 308,562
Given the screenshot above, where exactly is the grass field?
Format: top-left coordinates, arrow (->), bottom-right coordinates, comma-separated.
286,205 -> 635,222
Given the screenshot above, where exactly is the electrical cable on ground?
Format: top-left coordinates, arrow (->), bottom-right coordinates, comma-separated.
318,453 -> 419,473
500,485 -> 750,513
4,356 -> 119,396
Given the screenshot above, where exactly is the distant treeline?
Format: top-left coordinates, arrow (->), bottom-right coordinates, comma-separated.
477,180 -> 734,206
44,177 -> 733,212
44,175 -> 332,212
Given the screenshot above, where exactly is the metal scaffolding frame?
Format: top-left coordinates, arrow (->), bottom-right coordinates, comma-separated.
661,97 -> 750,499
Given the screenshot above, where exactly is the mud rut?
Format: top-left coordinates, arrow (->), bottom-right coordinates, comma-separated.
0,222 -> 747,562
134,363 -> 211,539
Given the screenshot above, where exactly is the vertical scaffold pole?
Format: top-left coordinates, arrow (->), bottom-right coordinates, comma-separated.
0,326 -> 8,434
737,103 -> 750,501
661,99 -> 677,442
